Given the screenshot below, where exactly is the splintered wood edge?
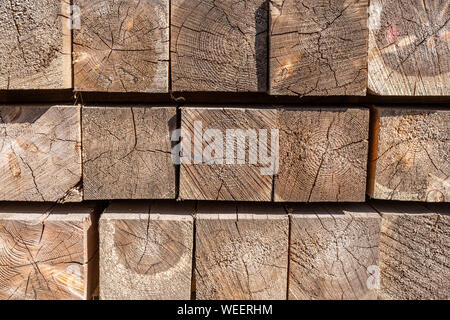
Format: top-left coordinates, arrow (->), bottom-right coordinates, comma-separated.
101,201 -> 194,221
289,203 -> 381,219
102,201 -> 151,216
0,203 -> 95,220
196,202 -> 288,220
370,201 -> 446,216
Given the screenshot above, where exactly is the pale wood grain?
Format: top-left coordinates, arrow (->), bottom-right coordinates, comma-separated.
82,105 -> 176,200
369,108 -> 450,202
371,201 -> 450,300
0,203 -> 99,300
195,202 -> 288,300
275,108 -> 369,202
288,204 -> 380,300
179,107 -> 276,201
73,0 -> 169,92
368,0 -> 450,95
171,0 -> 268,92
99,201 -> 194,300
0,0 -> 71,89
270,0 -> 368,96
0,105 -> 82,202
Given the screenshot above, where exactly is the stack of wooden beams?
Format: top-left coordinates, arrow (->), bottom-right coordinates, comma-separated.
0,0 -> 448,300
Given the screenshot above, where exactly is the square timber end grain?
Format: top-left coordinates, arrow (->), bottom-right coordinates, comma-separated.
368,0 -> 450,95
288,203 -> 381,300
0,0 -> 71,89
269,0 -> 369,96
0,105 -> 82,202
371,202 -> 450,300
99,201 -> 194,300
178,107 -> 276,201
73,0 -> 169,92
82,105 -> 176,200
0,203 -> 99,300
195,202 -> 289,300
369,108 -> 450,202
274,107 -> 370,202
171,0 -> 268,92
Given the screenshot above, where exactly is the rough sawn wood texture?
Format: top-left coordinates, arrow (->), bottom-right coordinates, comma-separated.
0,105 -> 82,202
368,108 -> 450,202
270,0 -> 369,96
368,0 -> 450,95
288,203 -> 381,300
82,105 -> 176,200
0,203 -> 99,300
99,201 -> 194,300
171,0 -> 268,92
73,0 -> 169,92
195,203 -> 289,300
275,107 -> 370,202
372,202 -> 450,300
0,0 -> 71,89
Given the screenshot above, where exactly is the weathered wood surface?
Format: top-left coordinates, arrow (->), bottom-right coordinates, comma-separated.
368,108 -> 450,202
275,108 -> 369,202
99,201 -> 194,300
0,0 -> 71,89
73,0 -> 169,92
171,0 -> 268,92
195,203 -> 288,300
179,107 -> 276,201
82,105 -> 176,200
0,105 -> 82,202
288,204 -> 380,300
0,203 -> 99,300
372,202 -> 450,300
270,0 -> 368,96
368,0 -> 450,95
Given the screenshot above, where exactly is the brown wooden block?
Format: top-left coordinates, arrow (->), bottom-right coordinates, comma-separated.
171,0 -> 268,92
288,204 -> 380,300
0,105 -> 82,202
0,203 -> 99,300
371,202 -> 450,299
270,0 -> 368,96
368,108 -> 450,202
0,0 -> 71,89
82,105 -> 176,200
179,107 -> 276,201
275,108 -> 369,202
99,201 -> 194,300
73,0 -> 169,92
195,203 -> 289,300
368,0 -> 450,95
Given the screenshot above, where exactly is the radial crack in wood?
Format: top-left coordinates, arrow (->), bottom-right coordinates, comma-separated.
270,0 -> 369,96
0,0 -> 71,89
0,105 -> 82,202
369,108 -> 450,202
275,107 -> 369,202
73,0 -> 169,92
82,105 -> 176,200
99,201 -> 194,300
195,203 -> 288,300
0,203 -> 99,300
171,0 -> 268,92
179,107 -> 276,201
288,203 -> 380,300
371,201 -> 450,299
368,0 -> 450,95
